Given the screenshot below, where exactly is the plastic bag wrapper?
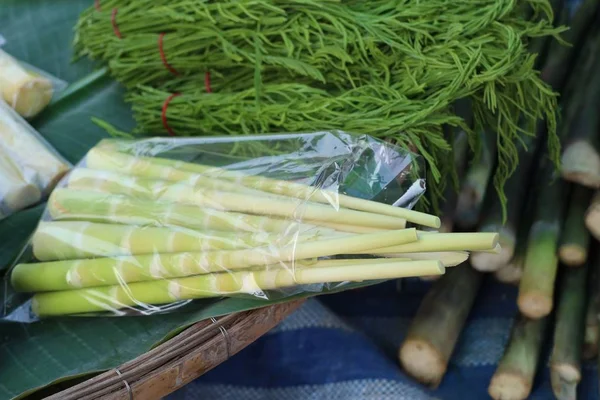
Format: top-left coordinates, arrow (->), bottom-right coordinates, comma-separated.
0,47 -> 67,118
0,100 -> 71,220
3,131 -> 435,321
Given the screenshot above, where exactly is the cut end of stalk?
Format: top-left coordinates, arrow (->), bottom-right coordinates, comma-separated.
518,291 -> 553,319
559,245 -> 587,267
561,141 -> 600,188
585,204 -> 600,241
488,371 -> 532,400
552,364 -> 581,384
494,263 -> 523,285
2,182 -> 41,211
471,243 -> 514,272
551,368 -> 578,400
399,338 -> 446,387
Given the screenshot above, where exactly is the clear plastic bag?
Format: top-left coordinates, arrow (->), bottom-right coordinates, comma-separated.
2,132 -> 446,321
0,100 -> 71,220
0,48 -> 67,118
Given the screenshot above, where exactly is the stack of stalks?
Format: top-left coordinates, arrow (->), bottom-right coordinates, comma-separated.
9,140 -> 500,318
399,0 -> 600,397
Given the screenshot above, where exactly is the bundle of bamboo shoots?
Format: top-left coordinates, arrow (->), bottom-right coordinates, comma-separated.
0,100 -> 70,220
0,49 -> 56,118
7,139 -> 499,318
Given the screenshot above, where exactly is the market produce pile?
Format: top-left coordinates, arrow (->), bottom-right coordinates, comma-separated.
3,0 -> 600,398
9,138 -> 501,317
73,0 -> 565,207
396,0 -> 600,398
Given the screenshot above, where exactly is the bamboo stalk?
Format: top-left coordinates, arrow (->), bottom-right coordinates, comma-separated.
585,191 -> 600,240
0,49 -> 54,118
471,133 -> 539,272
0,101 -> 69,195
560,27 -> 600,188
518,159 -> 566,319
494,195 -> 534,285
488,314 -> 549,400
399,264 -> 482,387
550,265 -> 588,400
47,189 -> 319,234
0,145 -> 41,218
12,228 -> 419,291
356,232 -> 498,254
67,168 -> 407,230
559,185 -> 592,266
541,0 -> 600,91
30,221 -> 332,261
439,119 -> 471,233
381,251 -> 469,267
31,260 -> 445,317
584,248 -> 600,360
86,145 -> 441,228
454,129 -> 497,230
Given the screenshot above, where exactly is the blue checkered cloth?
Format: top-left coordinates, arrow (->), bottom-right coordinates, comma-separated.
168,278 -> 599,399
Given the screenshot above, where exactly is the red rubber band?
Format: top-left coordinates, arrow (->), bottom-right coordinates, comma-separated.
158,33 -> 180,76
111,8 -> 122,39
204,71 -> 212,93
162,92 -> 181,136
94,0 -> 101,11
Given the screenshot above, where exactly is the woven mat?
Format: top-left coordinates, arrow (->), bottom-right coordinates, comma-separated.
168,277 -> 599,400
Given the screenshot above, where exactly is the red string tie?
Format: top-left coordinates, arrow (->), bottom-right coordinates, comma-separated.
158,33 -> 180,76
94,0 -> 101,11
111,8 -> 122,39
161,92 -> 181,136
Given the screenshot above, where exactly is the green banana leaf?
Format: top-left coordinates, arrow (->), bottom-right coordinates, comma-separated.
0,2 -> 394,399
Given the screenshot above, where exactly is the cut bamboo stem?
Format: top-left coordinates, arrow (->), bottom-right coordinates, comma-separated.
518,159 -> 566,319
381,251 -> 469,267
550,265 -> 588,400
488,314 -> 549,400
12,228 -> 419,291
585,191 -> 600,240
455,129 -> 497,230
0,145 -> 41,218
31,260 -> 445,317
85,145 -> 441,228
67,168 -> 407,230
30,221 -> 330,261
560,27 -> 600,188
399,264 -> 482,387
471,134 -> 539,272
0,49 -> 54,118
356,232 -> 498,254
584,247 -> 600,360
47,189 -> 318,234
0,101 -> 69,195
559,185 -> 592,266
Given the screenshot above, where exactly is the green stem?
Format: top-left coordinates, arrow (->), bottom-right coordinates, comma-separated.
12,228 -> 418,291
87,145 -> 441,228
550,264 -> 588,399
488,314 -> 549,400
585,191 -> 600,240
48,189 -> 318,233
68,168 -> 407,230
558,185 -> 592,266
471,133 -> 540,272
355,232 -> 499,254
455,129 -> 497,230
31,221 -> 328,261
399,264 -> 482,387
518,158 -> 565,319
31,260 -> 445,317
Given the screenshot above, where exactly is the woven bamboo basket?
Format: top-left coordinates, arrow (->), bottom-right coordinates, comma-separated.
44,299 -> 305,400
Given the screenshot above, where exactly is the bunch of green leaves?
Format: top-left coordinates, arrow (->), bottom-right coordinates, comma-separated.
74,0 -> 566,209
